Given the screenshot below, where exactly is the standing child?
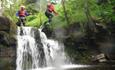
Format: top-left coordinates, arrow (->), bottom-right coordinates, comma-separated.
16,5 -> 30,26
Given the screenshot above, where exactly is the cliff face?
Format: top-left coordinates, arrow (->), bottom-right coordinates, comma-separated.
0,16 -> 17,70
42,22 -> 115,64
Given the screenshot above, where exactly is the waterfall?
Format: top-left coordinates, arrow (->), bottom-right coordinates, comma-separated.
16,27 -> 69,70
17,27 -> 40,70
39,29 -> 68,67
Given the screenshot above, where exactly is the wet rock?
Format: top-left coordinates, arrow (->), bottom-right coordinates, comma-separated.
0,47 -> 16,70
0,16 -> 17,47
91,53 -> 107,63
0,16 -> 16,70
33,28 -> 46,67
42,25 -> 53,38
0,17 -> 10,32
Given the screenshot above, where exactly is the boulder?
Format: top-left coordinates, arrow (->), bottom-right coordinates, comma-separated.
0,16 -> 16,70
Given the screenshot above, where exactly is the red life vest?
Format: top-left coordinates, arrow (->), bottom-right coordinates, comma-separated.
47,4 -> 54,12
19,10 -> 26,17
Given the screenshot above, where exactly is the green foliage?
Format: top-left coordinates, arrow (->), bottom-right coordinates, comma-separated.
2,0 -> 115,28
26,12 -> 47,27
98,0 -> 115,22
26,3 -> 39,14
50,0 -> 99,29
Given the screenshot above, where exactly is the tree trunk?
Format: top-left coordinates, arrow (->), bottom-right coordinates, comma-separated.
84,0 -> 96,32
61,0 -> 69,24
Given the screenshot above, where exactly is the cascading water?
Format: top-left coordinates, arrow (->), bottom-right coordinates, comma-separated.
39,29 -> 68,67
17,27 -> 40,70
16,27 -> 69,70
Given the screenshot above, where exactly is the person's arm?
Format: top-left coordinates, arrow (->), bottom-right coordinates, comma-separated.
52,5 -> 58,15
25,11 -> 30,16
53,10 -> 58,15
16,11 -> 19,17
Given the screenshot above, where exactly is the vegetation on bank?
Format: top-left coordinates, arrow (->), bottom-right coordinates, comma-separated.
1,0 -> 115,28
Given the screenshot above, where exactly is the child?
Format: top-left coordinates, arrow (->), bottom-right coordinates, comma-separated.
45,1 -> 58,24
16,5 -> 30,26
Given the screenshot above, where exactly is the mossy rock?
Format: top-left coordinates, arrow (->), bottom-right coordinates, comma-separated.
0,31 -> 10,46
0,16 -> 16,70
0,17 -> 11,31
0,16 -> 17,47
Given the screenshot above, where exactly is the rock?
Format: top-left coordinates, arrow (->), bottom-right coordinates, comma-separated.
42,25 -> 53,38
0,16 -> 17,47
91,53 -> 107,63
0,17 -> 10,31
0,31 -> 10,46
0,16 -> 16,70
0,47 -> 16,70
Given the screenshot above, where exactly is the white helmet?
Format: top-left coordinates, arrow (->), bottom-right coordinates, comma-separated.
20,5 -> 25,9
51,0 -> 56,4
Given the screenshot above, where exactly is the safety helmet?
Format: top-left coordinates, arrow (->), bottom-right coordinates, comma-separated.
51,1 -> 56,4
20,5 -> 25,9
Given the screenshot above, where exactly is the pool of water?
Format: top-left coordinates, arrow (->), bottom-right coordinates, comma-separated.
32,64 -> 115,70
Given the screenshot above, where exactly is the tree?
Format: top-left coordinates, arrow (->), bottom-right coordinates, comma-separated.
84,0 -> 96,32
61,0 -> 69,24
0,0 -> 3,16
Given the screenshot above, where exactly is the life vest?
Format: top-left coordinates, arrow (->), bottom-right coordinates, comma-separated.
19,10 -> 26,17
47,4 -> 54,12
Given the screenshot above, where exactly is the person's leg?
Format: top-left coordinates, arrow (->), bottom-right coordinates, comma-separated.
22,19 -> 25,26
21,19 -> 25,26
45,11 -> 50,22
48,13 -> 53,23
45,11 -> 53,23
20,17 -> 25,26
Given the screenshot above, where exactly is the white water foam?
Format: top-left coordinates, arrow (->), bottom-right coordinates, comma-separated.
17,27 -> 70,70
39,29 -> 68,67
32,64 -> 91,70
17,27 -> 39,70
